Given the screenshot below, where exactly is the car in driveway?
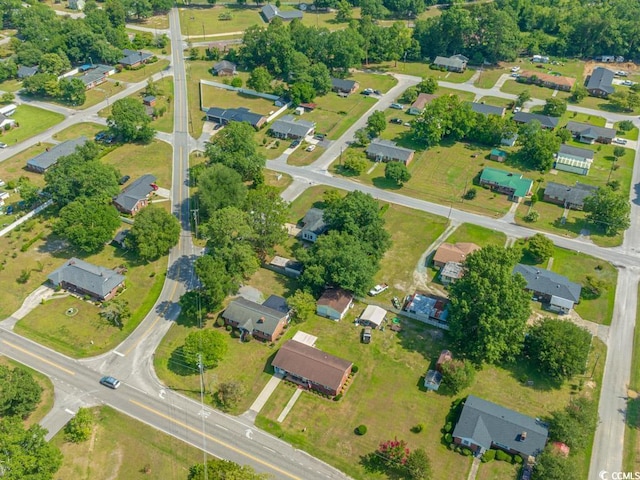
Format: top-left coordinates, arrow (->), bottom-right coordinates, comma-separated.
390,103 -> 404,110
613,138 -> 628,145
362,88 -> 374,95
390,118 -> 403,124
511,66 -> 521,72
306,144 -> 316,152
100,376 -> 121,389
290,139 -> 301,148
373,90 -> 382,95
119,175 -> 130,185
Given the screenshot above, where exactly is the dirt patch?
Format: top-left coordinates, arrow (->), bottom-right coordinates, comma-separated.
104,447 -> 124,480
583,61 -> 639,77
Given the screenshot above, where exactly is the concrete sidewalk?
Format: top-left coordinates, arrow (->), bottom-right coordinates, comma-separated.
248,373 -> 283,415
277,388 -> 303,423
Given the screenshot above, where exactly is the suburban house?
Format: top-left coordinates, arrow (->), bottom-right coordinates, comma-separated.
595,55 -> 624,63
0,113 -> 16,130
299,207 -> 327,242
112,174 -> 157,215
47,258 -> 125,302
77,64 -> 115,89
532,55 -> 550,63
358,305 -> 386,329
330,78 -> 358,95
501,133 -> 518,147
212,60 -> 237,76
408,93 -> 438,115
433,54 -> 468,72
68,0 -> 85,9
261,4 -> 303,22
554,144 -> 595,175
118,49 -> 153,68
316,288 -> 354,321
440,261 -> 465,285
205,107 -> 267,129
512,112 -> 559,130
543,181 -> 597,210
490,149 -> 508,162
365,139 -> 415,165
26,136 -> 87,173
143,95 -> 156,107
468,102 -> 506,117
268,256 -> 303,277
517,71 -> 575,91
272,340 -> 352,396
565,121 -> 616,144
269,115 -> 315,139
513,264 -> 582,313
403,293 -> 449,324
453,395 -> 549,460
586,67 -> 615,97
112,229 -> 130,249
0,104 -> 17,117
433,242 -> 480,269
479,167 -> 533,202
17,65 -> 38,79
222,295 -> 290,342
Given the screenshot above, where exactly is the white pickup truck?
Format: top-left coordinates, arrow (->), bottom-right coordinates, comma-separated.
369,283 -> 389,296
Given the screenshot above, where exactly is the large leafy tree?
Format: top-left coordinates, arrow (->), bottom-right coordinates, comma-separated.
188,458 -> 269,480
542,98 -> 567,117
447,246 -> 531,364
0,417 -> 62,480
0,365 -> 42,419
197,164 -> 247,220
200,206 -> 254,250
246,66 -> 273,93
195,255 -> 237,311
532,447 -> 579,480
525,233 -> 554,263
525,318 -> 592,381
405,448 -> 432,480
548,397 -> 598,450
367,111 -> 387,137
182,329 -> 228,370
108,97 -> 155,143
385,161 -> 411,185
583,186 -> 631,235
54,197 -> 121,253
205,122 -> 265,183
244,185 -> 289,254
128,206 -> 181,261
287,289 -> 316,323
517,121 -> 561,172
413,95 -> 476,146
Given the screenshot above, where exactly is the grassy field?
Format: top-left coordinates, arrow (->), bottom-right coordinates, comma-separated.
52,123 -> 104,142
264,169 -> 293,192
474,68 -> 508,89
0,356 -> 54,427
51,406 -> 201,479
0,79 -> 24,92
186,60 -> 214,137
286,142 -> 324,166
363,60 -> 475,83
303,92 -> 376,140
101,139 -> 173,187
0,142 -> 55,190
475,95 -> 514,108
351,72 -> 398,94
113,60 -> 171,84
0,105 -> 63,145
446,223 -> 507,248
81,81 -> 127,110
201,84 -> 276,115
615,122 -> 639,140
500,79 -> 571,101
288,185 -> 339,223
624,283 -> 640,472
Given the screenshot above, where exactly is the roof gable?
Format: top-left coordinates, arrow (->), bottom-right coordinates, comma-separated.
565,121 -> 616,140
513,264 -> 582,303
113,174 -> 156,212
587,67 -> 615,94
27,136 -> 87,171
301,207 -> 327,235
331,77 -> 357,91
513,112 -> 559,129
480,167 -> 533,198
317,288 -> 353,313
468,102 -> 505,117
222,297 -> 287,336
434,242 -> 480,265
270,115 -> 315,137
47,257 -> 125,299
544,181 -> 596,206
366,139 -> 414,162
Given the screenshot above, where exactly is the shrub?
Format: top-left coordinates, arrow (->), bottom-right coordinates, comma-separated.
463,188 -> 477,200
495,450 -> 512,462
411,423 -> 424,433
351,365 -> 359,373
461,447 -> 472,456
215,317 -> 225,327
618,120 -> 634,132
514,454 -> 523,464
444,433 -> 453,443
225,325 -> 232,332
355,424 -> 367,435
523,210 -> 539,222
444,422 -> 452,433
481,449 -> 496,462
333,393 -> 343,401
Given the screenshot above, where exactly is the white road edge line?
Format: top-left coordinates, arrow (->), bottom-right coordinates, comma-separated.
64,408 -> 75,415
113,350 -> 125,357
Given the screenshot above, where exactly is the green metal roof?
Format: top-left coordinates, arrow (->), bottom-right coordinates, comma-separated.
490,149 -> 507,157
480,167 -> 533,198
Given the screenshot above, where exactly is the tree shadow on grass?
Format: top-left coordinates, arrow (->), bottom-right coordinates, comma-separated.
505,358 -> 562,392
168,345 -> 199,377
372,176 -> 402,190
626,397 -> 640,429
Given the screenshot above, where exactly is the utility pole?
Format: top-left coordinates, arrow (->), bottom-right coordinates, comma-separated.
191,208 -> 199,239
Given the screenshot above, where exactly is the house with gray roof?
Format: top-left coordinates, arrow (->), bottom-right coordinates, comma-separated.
205,107 -> 267,129
17,65 -> 38,79
565,121 -> 616,144
513,112 -> 559,130
48,257 -> 125,301
331,77 -> 359,95
513,263 -> 582,313
269,115 -> 315,139
543,181 -> 597,210
118,49 -> 153,68
222,296 -> 290,342
77,64 -> 115,89
113,174 -> 157,215
299,207 -> 327,242
366,139 -> 415,165
586,67 -> 615,97
453,395 -> 549,459
26,137 -> 87,173
555,144 -> 595,175
213,60 -> 236,76
68,0 -> 85,10
468,102 -> 505,117
261,4 -> 303,22
433,54 -> 468,72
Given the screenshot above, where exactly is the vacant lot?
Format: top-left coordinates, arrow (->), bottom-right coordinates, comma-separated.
201,84 -> 276,115
81,81 -> 127,110
501,78 -> 571,101
52,406 -> 201,480
0,105 -> 64,145
264,169 -> 292,192
53,123 -> 104,142
351,72 -> 398,94
101,139 -> 173,188
366,60 -> 476,83
303,92 -> 376,139
446,223 -> 507,248
186,60 -> 214,137
113,59 -> 170,84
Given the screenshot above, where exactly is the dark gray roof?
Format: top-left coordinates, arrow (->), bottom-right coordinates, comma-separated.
27,136 -> 87,171
544,181 -> 597,207
513,112 -> 559,129
222,297 -> 287,337
143,95 -> 156,103
17,65 -> 38,79
213,60 -> 236,73
587,67 -> 615,95
270,115 -> 315,138
565,121 -> 616,140
113,229 -> 130,247
433,55 -> 467,69
513,264 -> 582,303
261,4 -> 303,21
79,64 -> 113,87
331,77 -> 357,92
558,144 -> 595,160
48,257 -> 125,300
452,395 -> 549,458
468,102 -> 505,117
262,294 -> 290,314
366,139 -> 414,162
113,174 -> 156,212
301,207 -> 327,235
206,107 -> 266,127
119,49 -> 153,66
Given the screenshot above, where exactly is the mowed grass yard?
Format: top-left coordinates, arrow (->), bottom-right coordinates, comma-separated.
300,92 -> 377,139
624,283 -> 640,472
201,85 -> 275,115
53,122 -> 104,142
81,81 -> 127,110
365,60 -> 476,83
51,406 -> 201,480
186,60 -> 215,137
0,105 -> 63,145
0,142 -> 55,190
446,222 -> 507,248
500,78 -> 571,101
101,139 -> 173,188
112,59 -> 170,84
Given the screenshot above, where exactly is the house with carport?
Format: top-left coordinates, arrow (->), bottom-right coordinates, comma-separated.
479,167 -> 533,202
269,115 -> 315,140
433,54 -> 468,72
554,144 -> 595,175
565,122 -> 616,144
543,181 -> 597,210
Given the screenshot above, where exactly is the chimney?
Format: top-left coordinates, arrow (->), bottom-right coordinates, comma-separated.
521,431 -> 527,441
257,316 -> 265,324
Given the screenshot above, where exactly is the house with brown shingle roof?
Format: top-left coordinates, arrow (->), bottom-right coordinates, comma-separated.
316,288 -> 353,321
433,242 -> 481,269
517,71 -> 575,91
272,340 -> 352,396
408,93 -> 438,115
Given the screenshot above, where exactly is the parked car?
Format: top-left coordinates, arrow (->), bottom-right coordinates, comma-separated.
615,70 -> 628,77
290,139 -> 301,148
314,133 -> 325,140
369,283 -> 389,296
0,142 -> 7,149
306,144 -> 316,152
100,376 -> 121,389
213,123 -> 223,130
392,296 -> 401,309
513,107 -> 521,113
361,327 -> 372,344
511,66 -> 521,72
390,118 -> 403,124
119,175 -> 130,185
403,122 -> 411,127
622,80 -> 633,86
390,103 -> 404,110
613,138 -> 628,145
373,90 -> 382,95
362,88 -> 374,95
511,72 -> 520,78
6,205 -> 13,214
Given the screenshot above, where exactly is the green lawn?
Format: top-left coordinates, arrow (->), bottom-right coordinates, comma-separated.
436,86 -> 476,101
101,139 -> 173,188
559,110 -> 607,127
51,406 -> 201,479
81,81 -> 127,110
113,59 -> 171,84
186,60 -> 215,137
615,122 -> 639,140
476,96 -> 515,109
302,93 -> 376,140
474,67 -> 508,89
0,142 -> 55,191
264,169 -> 292,192
201,84 -> 276,115
350,72 -> 398,94
52,123 -> 104,142
364,60 -> 475,83
288,185 -> 343,223
476,459 -> 519,480
500,79 -> 571,101
0,79 -> 24,92
0,105 -> 63,145
180,6 -> 264,36
300,7 -> 361,30
286,142 -> 325,166
446,223 -> 507,248
624,283 -> 640,472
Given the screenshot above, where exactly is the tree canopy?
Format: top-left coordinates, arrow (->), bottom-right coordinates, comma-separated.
0,365 -> 42,419
517,121 -> 561,172
205,122 -> 265,183
182,329 -> 228,370
583,186 -> 631,235
244,185 -> 289,254
188,458 -> 269,480
197,163 -> 247,220
54,197 -> 121,253
525,233 -> 554,263
128,206 -> 181,261
108,97 -> 155,143
385,161 -> 411,185
447,246 -> 531,364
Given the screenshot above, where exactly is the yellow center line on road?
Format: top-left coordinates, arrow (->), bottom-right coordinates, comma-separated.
130,399 -> 302,480
2,340 -> 76,376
